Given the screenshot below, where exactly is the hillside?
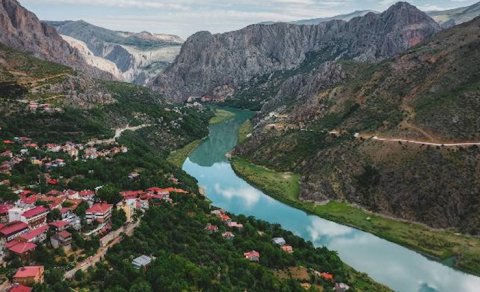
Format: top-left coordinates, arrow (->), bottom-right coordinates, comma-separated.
151,2 -> 440,103
234,16 -> 480,238
46,20 -> 183,85
427,1 -> 480,28
0,0 -> 114,80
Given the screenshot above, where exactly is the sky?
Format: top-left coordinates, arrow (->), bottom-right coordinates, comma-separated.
19,0 -> 479,39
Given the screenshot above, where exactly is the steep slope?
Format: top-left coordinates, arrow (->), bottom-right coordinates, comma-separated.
292,10 -> 378,25
47,20 -> 183,84
0,0 -> 113,80
234,16 -> 480,237
151,2 -> 440,103
427,1 -> 480,28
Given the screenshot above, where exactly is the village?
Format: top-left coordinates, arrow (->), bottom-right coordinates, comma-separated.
0,130 -> 348,292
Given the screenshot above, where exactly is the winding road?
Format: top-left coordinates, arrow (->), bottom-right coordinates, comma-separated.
357,133 -> 480,147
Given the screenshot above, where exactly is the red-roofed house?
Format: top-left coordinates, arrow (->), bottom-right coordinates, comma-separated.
0,221 -> 29,242
7,241 -> 37,259
49,220 -> 69,232
205,223 -> 218,233
9,284 -> 32,292
0,203 -> 12,223
13,266 -> 44,286
20,206 -> 49,229
86,203 -> 112,223
281,245 -> 294,254
244,250 -> 260,262
227,221 -> 244,229
145,187 -> 169,195
17,225 -> 48,243
319,272 -> 334,282
50,231 -> 72,250
79,190 -> 95,201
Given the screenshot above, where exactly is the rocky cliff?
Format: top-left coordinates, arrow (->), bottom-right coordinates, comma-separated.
234,16 -> 480,234
151,2 -> 440,102
0,0 -> 113,80
47,20 -> 183,85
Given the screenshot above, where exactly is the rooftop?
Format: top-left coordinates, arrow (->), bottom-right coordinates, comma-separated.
8,241 -> 37,254
132,255 -> 152,268
0,221 -> 29,237
13,266 -> 44,278
86,203 -> 112,214
22,206 -> 48,219
18,225 -> 48,241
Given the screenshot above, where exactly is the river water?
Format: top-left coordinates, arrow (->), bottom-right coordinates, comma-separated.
182,109 -> 480,292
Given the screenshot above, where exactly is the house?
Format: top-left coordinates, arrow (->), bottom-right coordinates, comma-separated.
227,221 -> 244,229
79,190 -> 95,201
205,223 -> 218,233
146,187 -> 169,196
244,250 -> 260,262
0,204 -> 12,223
319,272 -> 334,282
13,266 -> 44,286
20,206 -> 49,229
132,255 -> 153,269
335,283 -> 351,292
49,220 -> 69,232
17,225 -> 49,243
1,150 -> 13,158
45,144 -> 61,153
281,245 -> 294,254
0,221 -> 29,242
7,241 -> 37,259
222,231 -> 235,240
50,231 -> 72,250
86,203 -> 112,223
128,172 -> 140,180
272,237 -> 286,246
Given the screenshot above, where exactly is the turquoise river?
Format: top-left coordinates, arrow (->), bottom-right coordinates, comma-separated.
182,109 -> 480,292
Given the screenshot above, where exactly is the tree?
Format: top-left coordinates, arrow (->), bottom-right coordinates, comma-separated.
0,185 -> 18,202
129,281 -> 152,292
48,208 -> 62,221
97,184 -> 121,204
75,201 -> 89,217
111,208 -> 127,230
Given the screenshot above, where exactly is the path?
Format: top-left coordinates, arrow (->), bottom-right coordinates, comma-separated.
357,133 -> 480,147
64,221 -> 139,279
90,124 -> 151,145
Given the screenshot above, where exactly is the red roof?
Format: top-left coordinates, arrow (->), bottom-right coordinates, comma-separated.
57,230 -> 71,239
79,190 -> 95,197
49,220 -> 69,229
146,187 -> 169,195
8,241 -> 37,254
20,196 -> 37,205
47,179 -> 58,185
3,140 -> 14,144
22,206 -> 48,219
46,190 -> 61,196
244,250 -> 260,259
19,190 -> 35,197
0,203 -> 12,214
9,284 -> 32,292
0,221 -> 29,237
320,272 -> 334,281
120,190 -> 144,198
86,203 -> 112,214
18,225 -> 48,241
13,266 -> 43,278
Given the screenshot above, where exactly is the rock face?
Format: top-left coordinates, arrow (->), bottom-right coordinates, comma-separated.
234,16 -> 480,234
0,0 -> 113,79
47,20 -> 183,85
152,2 -> 440,102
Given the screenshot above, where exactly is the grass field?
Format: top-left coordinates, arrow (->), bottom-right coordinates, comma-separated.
209,109 -> 235,125
231,157 -> 480,276
167,139 -> 203,168
237,120 -> 253,144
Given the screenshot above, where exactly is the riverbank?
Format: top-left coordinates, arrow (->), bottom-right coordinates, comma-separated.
167,139 -> 204,167
209,109 -> 236,125
237,119 -> 253,143
231,157 -> 480,276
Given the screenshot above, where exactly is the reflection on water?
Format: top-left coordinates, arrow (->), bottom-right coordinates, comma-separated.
183,108 -> 480,292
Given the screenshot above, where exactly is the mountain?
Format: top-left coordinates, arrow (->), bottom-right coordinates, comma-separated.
0,0 -> 113,80
151,2 -> 440,103
261,10 -> 378,25
234,15 -> 480,237
427,1 -> 480,28
46,20 -> 184,85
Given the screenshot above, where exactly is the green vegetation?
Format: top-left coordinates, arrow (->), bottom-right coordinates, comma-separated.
209,108 -> 235,125
238,119 -> 253,144
231,157 -> 480,276
167,139 -> 204,168
67,195 -> 388,291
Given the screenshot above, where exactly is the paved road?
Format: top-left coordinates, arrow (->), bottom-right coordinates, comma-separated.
64,221 -> 139,279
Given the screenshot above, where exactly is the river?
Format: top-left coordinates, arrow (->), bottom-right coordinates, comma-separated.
182,109 -> 480,292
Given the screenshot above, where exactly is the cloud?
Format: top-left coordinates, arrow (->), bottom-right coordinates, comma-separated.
213,183 -> 262,207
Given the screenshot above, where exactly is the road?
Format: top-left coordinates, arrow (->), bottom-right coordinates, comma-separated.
360,134 -> 480,147
90,124 -> 151,145
64,221 -> 139,279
